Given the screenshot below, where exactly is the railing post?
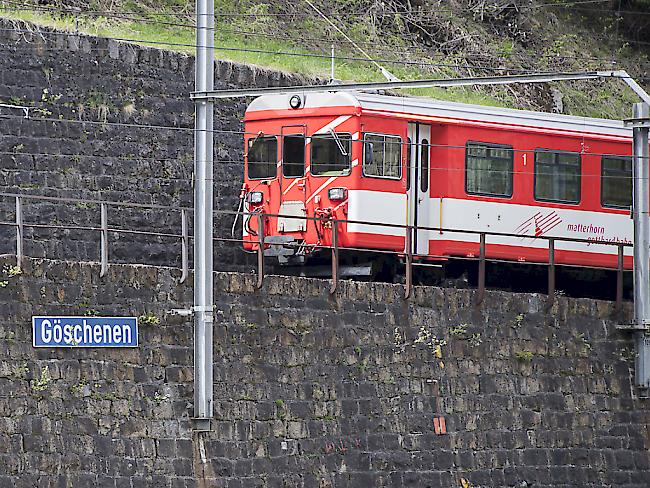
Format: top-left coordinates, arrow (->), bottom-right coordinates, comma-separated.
405,226 -> 413,299
256,213 -> 264,289
15,196 -> 23,269
548,238 -> 556,299
330,221 -> 339,295
476,233 -> 486,306
180,209 -> 189,284
616,244 -> 624,310
100,203 -> 108,278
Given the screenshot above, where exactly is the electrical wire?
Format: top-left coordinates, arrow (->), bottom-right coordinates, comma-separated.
0,26 -> 560,75
0,111 -> 258,136
0,106 -> 641,157
0,2 -> 631,69
1,129 -> 645,180
0,1 -> 630,57
0,0 -> 620,19
0,150 -> 188,162
0,2 -> 641,85
1,141 -> 643,168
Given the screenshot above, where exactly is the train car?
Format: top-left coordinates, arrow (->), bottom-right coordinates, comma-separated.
240,91 -> 635,275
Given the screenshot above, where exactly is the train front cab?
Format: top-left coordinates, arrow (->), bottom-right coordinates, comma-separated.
242,103 -> 364,261
242,104 -> 419,263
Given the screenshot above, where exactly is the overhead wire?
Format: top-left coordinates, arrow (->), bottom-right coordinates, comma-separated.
0,1 -> 628,66
0,109 -> 644,180
0,3 -> 647,110
0,145 -> 641,167
0,106 -> 637,148
0,26 -> 563,75
0,24 -> 633,83
0,111 -> 245,135
0,26 -> 616,67
1,0 -> 646,87
0,0 -> 620,18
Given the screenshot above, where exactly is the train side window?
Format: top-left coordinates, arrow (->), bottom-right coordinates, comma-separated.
465,141 -> 513,197
406,137 -> 412,190
248,136 -> 278,180
534,149 -> 580,204
311,133 -> 352,176
363,133 -> 402,179
420,139 -> 429,193
601,155 -> 632,208
283,135 -> 305,178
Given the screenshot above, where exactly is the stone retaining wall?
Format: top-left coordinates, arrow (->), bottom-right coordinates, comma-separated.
0,19 -> 313,270
0,255 -> 648,487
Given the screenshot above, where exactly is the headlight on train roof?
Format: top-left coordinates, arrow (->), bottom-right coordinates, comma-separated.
247,191 -> 263,204
328,187 -> 347,202
289,94 -> 302,109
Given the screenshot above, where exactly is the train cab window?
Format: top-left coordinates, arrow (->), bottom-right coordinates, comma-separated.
283,135 -> 305,178
465,142 -> 513,197
311,133 -> 352,176
420,139 -> 429,193
534,149 -> 580,204
601,155 -> 632,208
248,136 -> 277,180
363,133 -> 402,179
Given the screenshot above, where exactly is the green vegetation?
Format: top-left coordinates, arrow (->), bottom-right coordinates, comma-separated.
449,324 -> 468,339
0,0 -> 510,106
14,362 -> 29,380
356,358 -> 369,374
138,312 -> 161,326
0,264 -> 22,288
70,380 -> 89,396
1,0 -> 648,116
514,350 -> 534,363
30,365 -> 52,392
449,324 -> 482,347
152,391 -> 170,404
274,399 -> 286,419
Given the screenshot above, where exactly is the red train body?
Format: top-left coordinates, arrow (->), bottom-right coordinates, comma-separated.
241,91 -> 636,271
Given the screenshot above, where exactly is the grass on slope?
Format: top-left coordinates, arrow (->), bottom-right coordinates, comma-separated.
0,4 -> 511,108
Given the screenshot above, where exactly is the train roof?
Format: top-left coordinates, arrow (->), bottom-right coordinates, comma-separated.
245,91 -> 632,138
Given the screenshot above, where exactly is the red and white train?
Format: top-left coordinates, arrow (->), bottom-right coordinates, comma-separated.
241,90 -> 635,274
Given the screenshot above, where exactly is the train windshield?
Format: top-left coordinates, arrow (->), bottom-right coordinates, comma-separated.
311,133 -> 352,176
283,135 -> 305,178
248,136 -> 277,179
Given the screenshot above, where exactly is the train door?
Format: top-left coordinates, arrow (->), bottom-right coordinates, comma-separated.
278,126 -> 307,233
407,122 -> 431,255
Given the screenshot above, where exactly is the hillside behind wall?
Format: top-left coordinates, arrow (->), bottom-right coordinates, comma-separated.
0,19 -> 312,271
1,255 -> 649,487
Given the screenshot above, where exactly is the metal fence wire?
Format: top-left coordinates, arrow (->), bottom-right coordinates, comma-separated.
0,192 -> 631,307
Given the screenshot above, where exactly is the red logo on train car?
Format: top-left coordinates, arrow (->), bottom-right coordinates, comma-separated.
515,211 -> 563,238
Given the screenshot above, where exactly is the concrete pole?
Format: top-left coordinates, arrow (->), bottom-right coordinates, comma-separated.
193,0 -> 215,430
632,102 -> 650,397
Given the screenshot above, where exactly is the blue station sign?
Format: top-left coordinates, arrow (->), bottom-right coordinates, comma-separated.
32,316 -> 138,348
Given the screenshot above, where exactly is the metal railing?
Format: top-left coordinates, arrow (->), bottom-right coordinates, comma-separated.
248,211 -> 630,309
1,192 -> 193,282
0,191 -> 632,308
